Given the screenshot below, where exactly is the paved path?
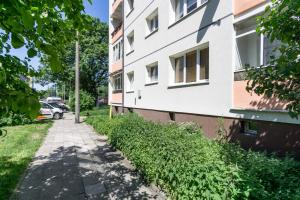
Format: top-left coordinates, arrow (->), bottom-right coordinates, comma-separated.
13,113 -> 165,200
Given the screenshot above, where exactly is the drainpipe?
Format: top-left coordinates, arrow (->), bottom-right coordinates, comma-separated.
122,0 -> 125,114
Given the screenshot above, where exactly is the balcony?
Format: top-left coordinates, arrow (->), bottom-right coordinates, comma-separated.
111,24 -> 123,44
110,59 -> 123,74
234,0 -> 266,16
111,92 -> 123,104
111,0 -> 123,20
233,79 -> 287,111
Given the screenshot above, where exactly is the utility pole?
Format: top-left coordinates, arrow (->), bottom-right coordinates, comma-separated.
75,30 -> 80,123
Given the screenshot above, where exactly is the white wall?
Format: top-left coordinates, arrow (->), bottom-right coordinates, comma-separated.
116,0 -> 300,124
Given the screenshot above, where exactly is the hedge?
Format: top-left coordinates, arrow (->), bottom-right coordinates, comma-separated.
86,113 -> 300,200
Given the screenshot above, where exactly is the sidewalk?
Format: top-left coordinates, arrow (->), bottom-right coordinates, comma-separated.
13,113 -> 165,200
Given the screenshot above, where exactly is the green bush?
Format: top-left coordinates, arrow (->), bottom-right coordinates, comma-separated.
0,112 -> 33,127
86,113 -> 300,200
69,90 -> 95,112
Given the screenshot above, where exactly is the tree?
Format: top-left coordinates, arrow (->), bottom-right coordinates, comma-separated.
246,0 -> 300,118
0,0 -> 91,128
38,17 -> 109,102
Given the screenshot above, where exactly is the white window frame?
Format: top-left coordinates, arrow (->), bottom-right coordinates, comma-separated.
126,71 -> 134,92
146,62 -> 158,84
146,9 -> 159,36
112,39 -> 123,62
112,73 -> 122,91
172,0 -> 208,23
126,31 -> 134,54
171,45 -> 209,86
235,24 -> 281,71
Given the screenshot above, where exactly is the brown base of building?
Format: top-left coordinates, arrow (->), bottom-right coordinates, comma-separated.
112,106 -> 300,160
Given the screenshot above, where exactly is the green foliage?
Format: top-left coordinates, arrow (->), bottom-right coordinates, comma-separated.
0,112 -> 33,127
38,17 -> 109,101
0,0 -> 91,123
0,122 -> 52,200
86,113 -> 300,200
81,106 -> 109,116
246,0 -> 300,118
69,90 -> 95,112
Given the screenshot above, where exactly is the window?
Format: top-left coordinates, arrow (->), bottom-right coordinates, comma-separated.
146,63 -> 158,83
175,56 -> 184,83
173,0 -> 208,22
127,31 -> 134,53
127,0 -> 134,13
187,0 -> 197,13
263,37 -> 281,65
112,73 -> 122,91
113,39 -> 123,62
146,9 -> 159,35
173,46 -> 209,84
235,17 -> 281,71
186,50 -> 197,82
127,72 -> 134,92
241,121 -> 258,135
175,0 -> 184,21
200,48 -> 209,80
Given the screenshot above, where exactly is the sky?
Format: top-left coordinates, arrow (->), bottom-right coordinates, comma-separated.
11,0 -> 109,90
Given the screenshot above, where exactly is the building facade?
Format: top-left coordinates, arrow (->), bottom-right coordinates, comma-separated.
108,0 -> 300,158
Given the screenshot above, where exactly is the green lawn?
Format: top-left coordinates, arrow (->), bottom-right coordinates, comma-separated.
81,105 -> 109,117
0,122 -> 52,200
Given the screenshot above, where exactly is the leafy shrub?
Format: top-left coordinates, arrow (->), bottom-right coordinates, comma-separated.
86,113 -> 300,200
0,112 -> 33,127
69,90 -> 95,112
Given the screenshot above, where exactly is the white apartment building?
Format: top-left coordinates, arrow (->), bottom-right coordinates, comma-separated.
108,0 -> 300,157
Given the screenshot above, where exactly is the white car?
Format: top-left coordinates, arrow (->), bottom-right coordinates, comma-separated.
40,102 -> 64,120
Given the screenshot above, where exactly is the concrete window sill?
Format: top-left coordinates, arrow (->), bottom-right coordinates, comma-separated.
168,80 -> 209,89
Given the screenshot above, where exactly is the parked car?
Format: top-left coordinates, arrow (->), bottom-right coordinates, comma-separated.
48,102 -> 69,113
47,97 -> 63,104
39,102 -> 64,120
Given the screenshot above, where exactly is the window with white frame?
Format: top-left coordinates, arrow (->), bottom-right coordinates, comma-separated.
112,73 -> 122,91
173,46 -> 209,84
127,0 -> 134,13
127,72 -> 134,91
146,9 -> 159,35
235,17 -> 281,71
146,63 -> 158,83
127,31 -> 134,53
113,39 -> 123,62
173,0 -> 208,22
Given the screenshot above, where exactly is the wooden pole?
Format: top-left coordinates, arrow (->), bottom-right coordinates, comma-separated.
75,30 -> 80,123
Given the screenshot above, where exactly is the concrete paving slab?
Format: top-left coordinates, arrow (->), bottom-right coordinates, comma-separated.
14,113 -> 165,200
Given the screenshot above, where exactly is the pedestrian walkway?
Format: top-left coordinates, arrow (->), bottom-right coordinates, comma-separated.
13,113 -> 165,200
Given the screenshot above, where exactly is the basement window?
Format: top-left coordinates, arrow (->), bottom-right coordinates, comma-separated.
241,121 -> 258,135
169,112 -> 175,121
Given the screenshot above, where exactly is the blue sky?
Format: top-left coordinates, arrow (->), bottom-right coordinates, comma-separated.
11,0 -> 109,90
84,0 -> 109,23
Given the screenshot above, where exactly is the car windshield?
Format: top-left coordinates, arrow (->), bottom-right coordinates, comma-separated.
49,103 -> 60,108
41,103 -> 53,109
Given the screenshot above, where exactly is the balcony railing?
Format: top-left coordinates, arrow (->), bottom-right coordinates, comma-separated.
111,24 -> 122,38
234,0 -> 266,16
111,0 -> 123,19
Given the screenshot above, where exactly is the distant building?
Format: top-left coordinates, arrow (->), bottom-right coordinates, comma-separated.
108,0 -> 300,157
